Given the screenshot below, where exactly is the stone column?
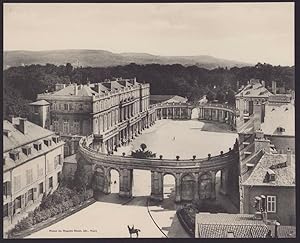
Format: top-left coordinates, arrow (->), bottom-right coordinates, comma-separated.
175,174 -> 181,203
210,172 -> 216,200
194,174 -> 200,201
119,169 -> 133,198
220,168 -> 228,195
150,171 -> 163,201
172,107 -> 175,119
103,168 -> 111,194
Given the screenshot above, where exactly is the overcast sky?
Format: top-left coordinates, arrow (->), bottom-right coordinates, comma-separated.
4,3 -> 294,66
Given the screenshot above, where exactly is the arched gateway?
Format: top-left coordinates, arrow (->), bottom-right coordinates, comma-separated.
78,102 -> 239,203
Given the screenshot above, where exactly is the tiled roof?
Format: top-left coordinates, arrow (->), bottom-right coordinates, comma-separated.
29,99 -> 50,106
196,213 -> 268,238
3,119 -> 54,152
242,153 -> 295,187
261,103 -> 295,136
236,82 -> 273,98
268,225 -> 296,238
162,95 -> 188,103
53,84 -> 98,96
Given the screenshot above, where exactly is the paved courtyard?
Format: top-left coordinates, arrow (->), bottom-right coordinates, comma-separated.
28,119 -> 236,238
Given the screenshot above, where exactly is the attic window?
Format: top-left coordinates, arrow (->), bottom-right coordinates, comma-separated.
52,136 -> 60,143
3,129 -> 11,137
227,232 -> 235,238
277,127 -> 285,133
264,169 -> 276,182
285,107 -> 288,111
245,91 -> 250,95
33,141 -> 42,151
9,150 -> 20,161
44,139 -> 52,147
22,145 -> 32,156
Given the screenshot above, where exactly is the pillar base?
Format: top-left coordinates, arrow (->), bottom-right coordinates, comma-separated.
150,194 -> 163,201
119,191 -> 132,198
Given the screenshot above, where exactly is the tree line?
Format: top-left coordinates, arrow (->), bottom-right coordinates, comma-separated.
3,62 -> 294,119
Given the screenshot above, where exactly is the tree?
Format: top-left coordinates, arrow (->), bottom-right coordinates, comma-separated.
73,161 -> 90,192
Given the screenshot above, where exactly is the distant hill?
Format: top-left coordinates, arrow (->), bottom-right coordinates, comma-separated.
4,49 -> 252,69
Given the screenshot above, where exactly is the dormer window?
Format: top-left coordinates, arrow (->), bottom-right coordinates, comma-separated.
9,150 -> 20,161
44,139 -> 52,147
277,127 -> 285,133
227,232 -> 235,238
52,135 -> 60,143
22,145 -> 32,156
34,141 -> 42,151
264,169 -> 276,182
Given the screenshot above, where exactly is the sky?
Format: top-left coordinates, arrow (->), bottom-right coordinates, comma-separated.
3,3 -> 294,66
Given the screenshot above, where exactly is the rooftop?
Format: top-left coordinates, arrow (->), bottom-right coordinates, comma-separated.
3,118 -> 54,152
195,213 -> 268,238
29,99 -> 50,106
236,80 -> 274,98
242,153 -> 295,187
150,95 -> 178,103
261,103 -> 295,136
53,84 -> 98,97
162,95 -> 188,104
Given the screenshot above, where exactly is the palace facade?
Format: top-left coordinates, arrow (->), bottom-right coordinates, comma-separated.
31,78 -> 156,156
3,117 -> 64,230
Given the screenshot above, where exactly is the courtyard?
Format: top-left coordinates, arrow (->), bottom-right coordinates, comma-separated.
28,119 -> 237,238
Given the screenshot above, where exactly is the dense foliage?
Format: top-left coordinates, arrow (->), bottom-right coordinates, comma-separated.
131,143 -> 156,159
9,187 -> 93,236
3,62 -> 294,119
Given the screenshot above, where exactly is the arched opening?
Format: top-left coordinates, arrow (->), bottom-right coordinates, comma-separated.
92,166 -> 105,199
163,174 -> 176,200
132,169 -> 151,197
215,170 -> 222,197
191,107 -> 200,120
198,173 -> 213,200
181,174 -> 195,201
109,169 -> 120,194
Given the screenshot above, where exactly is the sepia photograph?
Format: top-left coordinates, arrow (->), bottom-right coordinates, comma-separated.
2,2 -> 296,239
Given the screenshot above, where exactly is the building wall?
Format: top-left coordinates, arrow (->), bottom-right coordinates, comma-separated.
3,143 -> 64,230
243,185 -> 295,225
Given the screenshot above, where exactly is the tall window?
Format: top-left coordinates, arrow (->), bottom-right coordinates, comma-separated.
267,196 -> 276,213
49,177 -> 53,189
27,188 -> 34,201
39,182 -> 44,195
63,119 -> 69,134
3,204 -> 8,217
64,104 -> 69,110
37,164 -> 44,178
73,120 -> 80,134
14,175 -> 21,192
26,169 -> 33,185
53,119 -> 59,133
14,196 -> 21,212
3,182 -> 11,197
54,154 -> 62,168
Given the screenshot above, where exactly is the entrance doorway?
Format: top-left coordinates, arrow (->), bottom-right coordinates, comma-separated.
132,169 -> 151,197
191,108 -> 200,120
110,169 -> 120,194
163,174 -> 176,200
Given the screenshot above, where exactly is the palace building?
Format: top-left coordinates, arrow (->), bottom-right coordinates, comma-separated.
3,117 -> 64,230
30,78 -> 156,156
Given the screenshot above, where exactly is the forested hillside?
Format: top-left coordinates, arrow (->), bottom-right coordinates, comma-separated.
3,63 -> 294,119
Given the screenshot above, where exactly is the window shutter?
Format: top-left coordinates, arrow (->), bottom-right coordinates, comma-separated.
21,194 -> 26,208
33,188 -> 38,201
8,202 -> 13,216
7,181 -> 11,195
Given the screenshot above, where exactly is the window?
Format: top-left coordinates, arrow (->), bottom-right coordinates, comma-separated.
9,150 -> 20,161
22,146 -> 31,156
3,181 -> 11,197
227,232 -> 235,238
39,182 -> 44,194
33,106 -> 39,114
63,119 -> 69,134
64,145 -> 69,157
26,169 -> 33,185
57,172 -> 61,184
79,104 -> 83,110
73,120 -> 80,134
267,196 -> 276,213
49,177 -> 53,189
64,104 -> 69,110
27,188 -> 34,201
54,155 -> 62,168
34,142 -> 42,151
14,196 -> 21,213
53,119 -> 59,132
3,204 -> 8,218
37,164 -> 44,178
14,175 -> 21,192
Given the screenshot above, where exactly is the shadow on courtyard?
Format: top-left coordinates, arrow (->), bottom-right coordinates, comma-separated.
190,120 -> 236,133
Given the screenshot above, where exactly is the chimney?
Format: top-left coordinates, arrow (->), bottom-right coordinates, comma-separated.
261,80 -> 265,87
18,118 -> 28,135
253,101 -> 262,130
274,221 -> 280,238
74,83 -> 78,95
272,81 -> 277,94
287,148 -> 292,167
